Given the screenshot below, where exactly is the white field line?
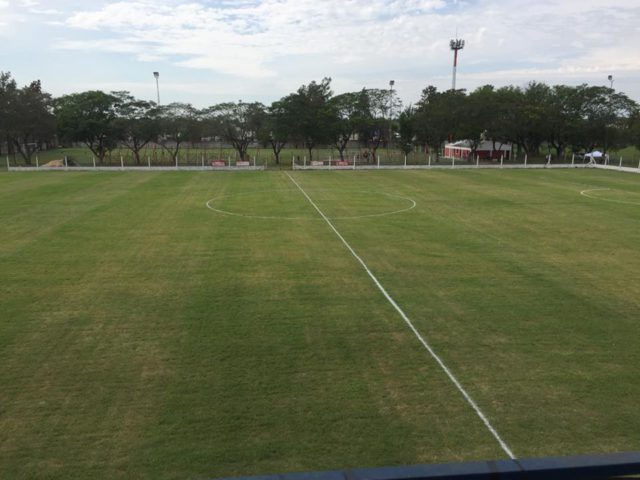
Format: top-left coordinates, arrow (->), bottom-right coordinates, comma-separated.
580,188 -> 640,206
205,189 -> 416,220
285,172 -> 516,460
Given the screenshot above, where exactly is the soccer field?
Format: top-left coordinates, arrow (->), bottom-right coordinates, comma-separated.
1,169 -> 639,479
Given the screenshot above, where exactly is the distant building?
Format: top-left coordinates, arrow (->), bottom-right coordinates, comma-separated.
444,140 -> 512,160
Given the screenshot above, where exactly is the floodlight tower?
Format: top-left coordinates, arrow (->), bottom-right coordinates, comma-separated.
388,80 -> 395,151
608,74 -> 614,89
153,71 -> 160,105
450,38 -> 465,91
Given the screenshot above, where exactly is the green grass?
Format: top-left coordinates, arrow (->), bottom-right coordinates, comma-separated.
1,169 -> 639,479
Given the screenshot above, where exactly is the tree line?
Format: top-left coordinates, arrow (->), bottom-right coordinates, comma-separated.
1,71 -> 639,166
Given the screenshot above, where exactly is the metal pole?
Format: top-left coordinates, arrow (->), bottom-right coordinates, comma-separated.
120,155 -> 124,170
500,154 -> 504,167
389,80 -> 394,158
476,154 -> 479,167
404,154 -> 407,167
572,154 -> 575,166
619,156 -> 623,167
6,156 -> 9,170
148,156 -> 151,169
377,155 -> 380,168
93,156 -> 96,168
153,72 -> 160,105
428,155 -> 431,167
64,156 -> 68,170
524,154 -> 527,167
36,155 -> 39,169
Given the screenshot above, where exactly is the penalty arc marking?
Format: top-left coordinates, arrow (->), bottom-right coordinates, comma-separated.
285,172 -> 516,460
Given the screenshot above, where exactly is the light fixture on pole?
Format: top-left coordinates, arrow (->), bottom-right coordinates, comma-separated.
607,74 -> 614,89
389,80 -> 395,152
153,71 -> 160,105
450,38 -> 465,91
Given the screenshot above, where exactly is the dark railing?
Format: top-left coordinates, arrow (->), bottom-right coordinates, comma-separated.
214,452 -> 640,480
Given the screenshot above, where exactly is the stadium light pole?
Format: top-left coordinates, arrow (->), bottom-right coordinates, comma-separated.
608,74 -> 614,89
450,38 -> 465,91
153,71 -> 160,105
388,80 -> 395,156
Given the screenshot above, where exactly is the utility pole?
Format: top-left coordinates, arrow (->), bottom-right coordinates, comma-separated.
450,38 -> 465,91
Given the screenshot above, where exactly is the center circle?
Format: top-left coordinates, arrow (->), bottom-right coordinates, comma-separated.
205,188 -> 416,219
580,188 -> 640,206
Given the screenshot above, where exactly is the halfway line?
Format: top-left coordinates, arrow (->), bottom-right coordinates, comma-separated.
285,172 -> 516,460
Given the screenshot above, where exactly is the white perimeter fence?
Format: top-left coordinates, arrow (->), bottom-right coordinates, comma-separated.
6,156 -> 640,175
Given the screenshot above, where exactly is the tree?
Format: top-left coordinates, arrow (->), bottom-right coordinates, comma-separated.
156,103 -> 199,162
281,78 -> 334,161
0,72 -> 19,157
577,86 -> 638,153
414,86 -> 465,160
208,101 -> 265,162
357,88 -> 394,163
518,82 -> 553,156
0,73 -> 55,164
55,90 -> 122,163
327,92 -> 368,160
397,106 -> 416,157
113,92 -> 160,165
257,99 -> 291,165
459,85 -> 496,159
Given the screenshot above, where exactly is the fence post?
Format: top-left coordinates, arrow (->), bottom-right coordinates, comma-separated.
6,156 -> 9,170
476,154 -> 479,167
404,154 -> 407,167
452,157 -> 455,168
121,155 -> 124,170
253,156 -> 256,167
36,156 -> 39,169
353,155 -> 356,170
524,154 -> 528,167
572,154 -> 575,166
619,156 -> 623,168
65,156 -> 68,170
428,155 -> 431,167
377,155 -> 380,168
500,155 -> 504,167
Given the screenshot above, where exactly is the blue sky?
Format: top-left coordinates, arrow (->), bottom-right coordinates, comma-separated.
1,0 -> 639,107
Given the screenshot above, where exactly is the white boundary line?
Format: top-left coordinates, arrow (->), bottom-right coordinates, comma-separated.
285,172 -> 516,460
580,188 -> 640,206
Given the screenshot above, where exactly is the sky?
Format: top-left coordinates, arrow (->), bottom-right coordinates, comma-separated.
1,0 -> 639,108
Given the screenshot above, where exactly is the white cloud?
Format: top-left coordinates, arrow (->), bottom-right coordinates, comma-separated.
14,0 -> 640,103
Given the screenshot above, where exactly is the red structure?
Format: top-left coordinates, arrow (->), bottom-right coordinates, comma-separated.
444,140 -> 512,160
